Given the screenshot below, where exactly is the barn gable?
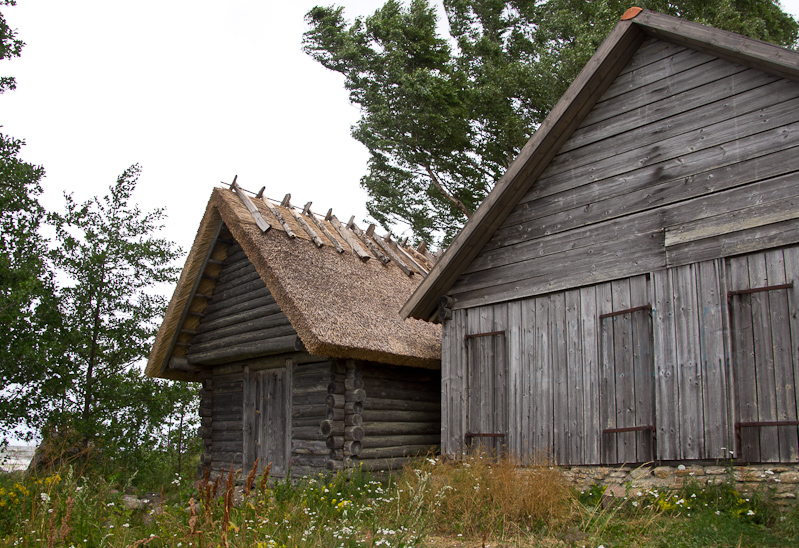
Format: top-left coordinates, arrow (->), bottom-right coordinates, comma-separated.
403,9 -> 799,466
402,8 -> 799,321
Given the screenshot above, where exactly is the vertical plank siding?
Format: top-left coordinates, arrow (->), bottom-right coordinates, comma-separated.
442,246 -> 799,465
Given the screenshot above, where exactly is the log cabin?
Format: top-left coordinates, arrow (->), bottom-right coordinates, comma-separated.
402,8 -> 799,466
146,183 -> 441,478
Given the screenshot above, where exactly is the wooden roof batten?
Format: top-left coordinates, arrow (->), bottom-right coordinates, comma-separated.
228,182 -> 437,273
400,7 -> 799,322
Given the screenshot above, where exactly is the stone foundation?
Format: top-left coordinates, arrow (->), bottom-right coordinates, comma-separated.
561,463 -> 799,507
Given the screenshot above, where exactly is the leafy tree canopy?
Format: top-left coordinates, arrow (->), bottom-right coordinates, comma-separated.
0,0 -> 23,93
47,165 -> 186,453
304,0 -> 799,245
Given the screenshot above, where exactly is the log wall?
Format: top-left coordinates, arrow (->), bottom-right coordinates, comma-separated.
449,38 -> 799,310
185,242 -> 297,366
207,368 -> 244,476
442,244 -> 799,466
350,361 -> 441,472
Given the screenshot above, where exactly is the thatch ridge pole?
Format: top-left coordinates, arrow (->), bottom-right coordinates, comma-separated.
260,197 -> 296,238
347,217 -> 391,265
231,179 -> 271,233
305,209 -> 345,253
329,214 -> 372,261
285,201 -> 325,247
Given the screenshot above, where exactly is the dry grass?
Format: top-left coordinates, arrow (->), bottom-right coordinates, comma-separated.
387,452 -> 575,539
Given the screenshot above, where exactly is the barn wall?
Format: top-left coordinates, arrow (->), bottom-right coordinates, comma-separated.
442,245 -> 799,465
450,38 -> 799,310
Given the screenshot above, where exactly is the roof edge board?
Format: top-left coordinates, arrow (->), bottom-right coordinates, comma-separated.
159,219 -> 224,378
400,18 -> 646,320
632,10 -> 799,84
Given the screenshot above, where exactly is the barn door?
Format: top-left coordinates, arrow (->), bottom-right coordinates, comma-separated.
465,331 -> 508,456
599,305 -> 655,464
243,367 -> 291,476
728,253 -> 798,463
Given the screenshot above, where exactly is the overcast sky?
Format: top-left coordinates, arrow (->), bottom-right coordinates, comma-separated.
3,0 -> 799,257
2,0 -> 445,256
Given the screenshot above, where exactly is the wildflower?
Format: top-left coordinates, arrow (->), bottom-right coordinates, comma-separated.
747,510 -> 755,516
40,493 -> 50,502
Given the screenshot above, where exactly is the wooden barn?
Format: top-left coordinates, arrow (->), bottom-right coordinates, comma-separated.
146,183 -> 441,478
402,8 -> 799,466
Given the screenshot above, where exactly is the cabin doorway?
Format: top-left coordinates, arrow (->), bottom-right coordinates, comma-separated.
243,366 -> 291,476
599,305 -> 656,464
728,253 -> 798,463
465,331 -> 508,456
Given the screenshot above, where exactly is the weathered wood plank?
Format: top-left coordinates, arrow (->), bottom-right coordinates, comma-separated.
580,57 -> 748,130
563,66 -> 778,154
696,259 -> 729,459
630,276 -> 654,462
749,253 -> 780,462
729,255 -> 759,461
612,279 -> 636,463
598,281 -> 616,464
492,146 -> 799,257
580,286 -> 600,464
764,250 -> 798,462
534,296 -> 552,459
186,335 -> 298,365
782,245 -> 799,462
202,286 -> 272,315
551,293 -> 568,464
551,78 -> 799,179
600,44 -> 713,102
189,324 -> 297,354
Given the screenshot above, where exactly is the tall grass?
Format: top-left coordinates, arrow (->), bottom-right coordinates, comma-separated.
388,453 -> 574,538
2,452 -> 798,547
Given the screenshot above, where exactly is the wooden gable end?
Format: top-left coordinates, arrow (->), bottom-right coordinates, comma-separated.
183,239 -> 298,367
447,37 -> 799,310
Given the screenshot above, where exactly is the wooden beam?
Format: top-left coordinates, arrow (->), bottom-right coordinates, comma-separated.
371,233 -> 415,276
347,218 -> 390,264
302,201 -> 312,215
260,197 -> 296,238
281,193 -> 291,207
329,215 -> 371,261
287,205 -> 325,247
305,210 -> 345,253
255,186 -> 265,199
390,238 -> 428,275
632,10 -> 799,84
231,179 -> 271,233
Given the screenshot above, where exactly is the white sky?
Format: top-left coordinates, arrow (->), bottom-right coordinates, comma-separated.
3,0 -> 799,258
2,0 -> 446,257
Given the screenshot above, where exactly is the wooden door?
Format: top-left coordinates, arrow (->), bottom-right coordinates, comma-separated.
729,253 -> 798,463
243,367 -> 291,476
599,305 -> 655,464
465,332 -> 508,456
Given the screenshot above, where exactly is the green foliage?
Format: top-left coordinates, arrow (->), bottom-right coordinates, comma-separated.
3,456 -> 799,547
0,0 -> 24,93
45,165 -> 193,470
304,0 -> 799,246
0,133 -> 62,441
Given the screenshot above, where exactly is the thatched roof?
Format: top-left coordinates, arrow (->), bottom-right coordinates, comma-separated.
146,185 -> 441,380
